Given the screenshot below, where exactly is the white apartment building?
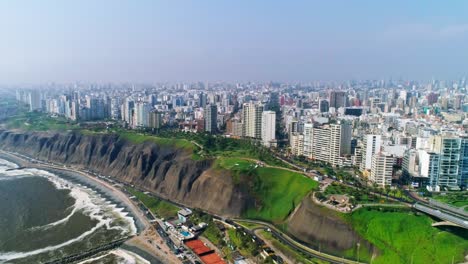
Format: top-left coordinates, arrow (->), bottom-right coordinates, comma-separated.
261,111 -> 276,147
361,135 -> 382,171
370,152 -> 394,187
290,132 -> 304,156
242,102 -> 263,138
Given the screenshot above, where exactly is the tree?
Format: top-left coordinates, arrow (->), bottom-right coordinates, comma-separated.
385,186 -> 391,201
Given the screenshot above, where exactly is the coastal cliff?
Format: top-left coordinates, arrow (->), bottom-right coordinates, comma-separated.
0,129 -> 374,258
0,130 -> 252,216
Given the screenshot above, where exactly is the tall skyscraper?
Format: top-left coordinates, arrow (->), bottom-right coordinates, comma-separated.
204,104 -> 217,134
261,111 -> 276,147
242,102 -> 263,138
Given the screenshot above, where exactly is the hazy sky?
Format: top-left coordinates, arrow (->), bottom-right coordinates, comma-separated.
1,1 -> 468,84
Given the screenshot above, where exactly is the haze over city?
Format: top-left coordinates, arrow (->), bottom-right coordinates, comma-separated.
1,0 -> 468,84
0,2 -> 467,264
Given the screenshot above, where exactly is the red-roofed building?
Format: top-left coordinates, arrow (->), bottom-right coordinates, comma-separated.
184,239 -> 226,264
200,253 -> 226,264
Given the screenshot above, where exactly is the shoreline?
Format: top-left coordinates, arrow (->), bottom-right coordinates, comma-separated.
0,150 -> 171,264
0,150 -> 148,232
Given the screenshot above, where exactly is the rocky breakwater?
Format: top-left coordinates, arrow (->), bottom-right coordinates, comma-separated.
0,130 -> 252,217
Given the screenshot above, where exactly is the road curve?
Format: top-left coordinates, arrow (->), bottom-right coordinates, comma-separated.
233,219 -> 364,264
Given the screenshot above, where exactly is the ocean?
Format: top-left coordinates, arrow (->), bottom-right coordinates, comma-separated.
0,158 -> 148,264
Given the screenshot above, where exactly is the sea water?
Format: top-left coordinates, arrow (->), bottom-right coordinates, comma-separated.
0,158 -> 144,263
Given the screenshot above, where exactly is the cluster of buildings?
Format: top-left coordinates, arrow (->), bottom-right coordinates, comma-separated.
14,78 -> 467,190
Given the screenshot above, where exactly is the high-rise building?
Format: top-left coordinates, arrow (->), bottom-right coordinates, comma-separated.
303,123 -> 314,158
122,98 -> 135,125
353,146 -> 362,166
242,102 -> 263,138
85,97 -> 108,120
261,111 -> 276,147
418,150 -> 440,188
199,93 -> 207,108
110,97 -> 122,120
319,100 -> 329,113
338,121 -> 352,156
204,104 -> 217,134
370,152 -> 394,187
311,126 -> 331,163
303,122 -> 351,166
460,137 -> 468,187
28,90 -> 42,112
402,149 -> 418,177
290,132 -> 304,156
149,111 -> 162,129
133,101 -> 151,128
429,135 -> 462,188
329,91 -> 347,109
361,135 -> 382,171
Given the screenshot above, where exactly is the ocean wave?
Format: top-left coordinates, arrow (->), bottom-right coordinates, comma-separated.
0,159 -> 19,169
0,165 -> 137,262
0,158 -> 19,174
77,249 -> 150,264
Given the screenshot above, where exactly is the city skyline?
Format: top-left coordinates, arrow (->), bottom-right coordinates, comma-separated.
1,1 -> 468,84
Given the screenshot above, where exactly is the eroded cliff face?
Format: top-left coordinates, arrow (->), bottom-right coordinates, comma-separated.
0,130 -> 252,216
287,193 -> 375,255
0,129 -> 376,257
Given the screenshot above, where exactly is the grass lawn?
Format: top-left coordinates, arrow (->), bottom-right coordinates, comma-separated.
126,187 -> 179,219
4,112 -> 80,131
347,208 -> 468,264
215,157 -> 255,171
217,157 -> 318,223
243,167 -> 318,223
432,192 -> 468,209
117,131 -> 196,152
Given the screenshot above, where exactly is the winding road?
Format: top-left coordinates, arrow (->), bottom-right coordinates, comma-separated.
233,219 -> 363,264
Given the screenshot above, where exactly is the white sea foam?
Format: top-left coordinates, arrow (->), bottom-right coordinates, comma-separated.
0,158 -> 19,174
0,163 -> 137,262
0,159 -> 19,169
77,249 -> 150,264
